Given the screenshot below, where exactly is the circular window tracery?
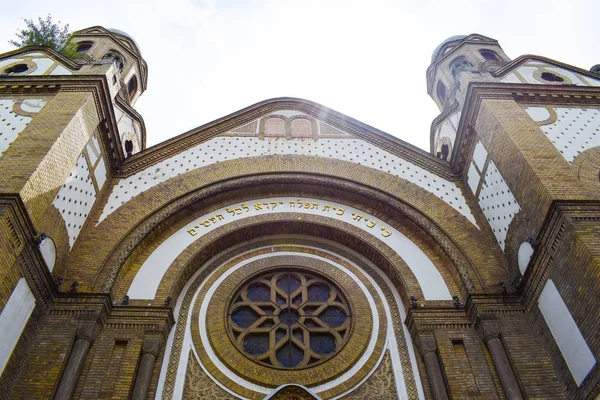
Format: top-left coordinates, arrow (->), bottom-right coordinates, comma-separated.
228,269 -> 352,369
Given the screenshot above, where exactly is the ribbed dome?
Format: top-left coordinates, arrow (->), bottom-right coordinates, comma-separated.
431,35 -> 467,62
108,28 -> 142,54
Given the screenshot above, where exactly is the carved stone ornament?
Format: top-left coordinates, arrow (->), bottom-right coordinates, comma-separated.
342,351 -> 397,399
267,385 -> 321,400
475,316 -> 501,342
182,353 -> 237,400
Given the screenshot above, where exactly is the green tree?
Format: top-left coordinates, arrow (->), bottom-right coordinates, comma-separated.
9,14 -> 78,58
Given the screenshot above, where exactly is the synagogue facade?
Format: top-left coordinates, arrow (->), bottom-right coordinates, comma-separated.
0,27 -> 599,399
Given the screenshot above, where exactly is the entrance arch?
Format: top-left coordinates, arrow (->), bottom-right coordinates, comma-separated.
155,235 -> 426,399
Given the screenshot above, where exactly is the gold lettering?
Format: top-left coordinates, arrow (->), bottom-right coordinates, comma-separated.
242,204 -> 249,213
187,228 -> 198,236
255,203 -> 263,210
352,212 -> 363,221
381,227 -> 391,237
216,214 -> 224,220
366,220 -> 376,228
201,220 -> 211,227
226,208 -> 235,216
311,202 -> 318,209
322,204 -> 330,212
336,208 -> 345,216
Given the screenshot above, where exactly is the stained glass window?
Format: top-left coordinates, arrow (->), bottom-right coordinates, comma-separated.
228,269 -> 352,369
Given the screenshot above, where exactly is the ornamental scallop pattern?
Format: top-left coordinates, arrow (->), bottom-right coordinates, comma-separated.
52,154 -> 97,248
99,136 -> 477,225
0,99 -> 47,158
535,108 -> 600,163
477,161 -> 520,250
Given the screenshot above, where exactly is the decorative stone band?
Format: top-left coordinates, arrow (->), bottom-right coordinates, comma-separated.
127,197 -> 452,301
98,135 -> 478,225
0,278 -> 36,375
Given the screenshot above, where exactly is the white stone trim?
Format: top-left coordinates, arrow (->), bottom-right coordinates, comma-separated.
128,197 -> 452,301
99,136 -> 478,225
0,278 -> 36,374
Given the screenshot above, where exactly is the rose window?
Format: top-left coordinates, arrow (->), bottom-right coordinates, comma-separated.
228,269 -> 352,369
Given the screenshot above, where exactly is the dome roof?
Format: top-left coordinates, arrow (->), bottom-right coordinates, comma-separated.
431,35 -> 467,62
108,28 -> 142,54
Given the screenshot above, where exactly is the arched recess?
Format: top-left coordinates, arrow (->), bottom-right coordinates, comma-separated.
572,146 -> 600,191
89,175 -> 506,306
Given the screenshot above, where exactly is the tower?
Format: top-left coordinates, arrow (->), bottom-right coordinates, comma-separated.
0,27 -> 599,400
428,34 -> 600,399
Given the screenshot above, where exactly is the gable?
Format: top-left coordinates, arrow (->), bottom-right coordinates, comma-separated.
99,104 -> 478,227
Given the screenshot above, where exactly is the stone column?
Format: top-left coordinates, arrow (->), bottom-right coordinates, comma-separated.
131,336 -> 161,400
417,332 -> 449,400
54,326 -> 96,400
477,317 -> 523,400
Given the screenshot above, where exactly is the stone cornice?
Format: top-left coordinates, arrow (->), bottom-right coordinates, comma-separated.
118,97 -> 458,180
406,307 -> 472,337
105,306 -> 174,337
406,293 -> 525,338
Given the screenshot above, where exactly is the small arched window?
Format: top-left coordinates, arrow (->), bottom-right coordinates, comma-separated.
124,140 -> 133,157
127,76 -> 138,99
436,81 -> 446,103
76,42 -> 93,53
480,50 -> 499,61
102,51 -> 125,73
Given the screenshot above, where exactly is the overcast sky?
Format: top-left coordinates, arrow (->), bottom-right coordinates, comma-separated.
1,0 -> 599,151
